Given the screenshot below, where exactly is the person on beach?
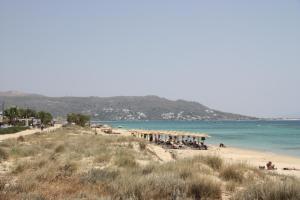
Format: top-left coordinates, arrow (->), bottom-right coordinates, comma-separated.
41,124 -> 44,131
283,167 -> 299,171
266,161 -> 276,170
219,143 -> 226,148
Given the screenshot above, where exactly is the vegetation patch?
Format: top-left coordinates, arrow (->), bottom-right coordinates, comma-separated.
232,177 -> 300,200
186,175 -> 222,200
0,126 -> 299,200
0,147 -> 9,160
0,126 -> 29,135
220,164 -> 245,183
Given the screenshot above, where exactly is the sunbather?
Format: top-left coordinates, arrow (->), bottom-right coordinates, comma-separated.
283,167 -> 300,171
266,161 -> 276,170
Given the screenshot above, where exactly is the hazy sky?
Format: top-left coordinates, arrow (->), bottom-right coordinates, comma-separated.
1,1 -> 300,118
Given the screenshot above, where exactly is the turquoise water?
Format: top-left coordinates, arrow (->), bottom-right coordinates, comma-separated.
95,120 -> 300,157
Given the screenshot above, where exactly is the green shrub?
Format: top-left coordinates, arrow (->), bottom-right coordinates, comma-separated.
0,126 -> 29,135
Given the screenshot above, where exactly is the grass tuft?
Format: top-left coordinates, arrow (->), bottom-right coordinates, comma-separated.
199,155 -> 223,170
220,164 -> 244,183
0,147 -> 9,160
186,175 -> 222,200
139,142 -> 146,151
1,126 -> 299,200
114,151 -> 138,168
17,136 -> 25,142
54,144 -> 65,153
232,177 -> 300,200
82,168 -> 120,184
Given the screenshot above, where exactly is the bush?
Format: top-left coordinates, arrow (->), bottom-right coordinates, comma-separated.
233,178 -> 300,200
67,113 -> 90,127
37,111 -> 53,125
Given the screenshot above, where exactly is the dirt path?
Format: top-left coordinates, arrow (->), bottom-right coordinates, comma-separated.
0,124 -> 62,141
147,144 -> 175,162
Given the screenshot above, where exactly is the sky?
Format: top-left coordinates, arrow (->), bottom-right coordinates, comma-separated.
1,0 -> 300,118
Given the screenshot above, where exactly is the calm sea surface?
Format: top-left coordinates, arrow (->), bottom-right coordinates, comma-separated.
94,120 -> 300,157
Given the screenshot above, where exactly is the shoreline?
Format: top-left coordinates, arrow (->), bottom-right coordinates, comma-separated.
110,125 -> 300,158
112,128 -> 300,178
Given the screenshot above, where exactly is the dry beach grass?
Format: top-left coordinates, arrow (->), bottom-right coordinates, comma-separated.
0,126 -> 299,200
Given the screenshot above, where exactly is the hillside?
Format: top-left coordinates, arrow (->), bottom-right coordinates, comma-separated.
0,91 -> 255,120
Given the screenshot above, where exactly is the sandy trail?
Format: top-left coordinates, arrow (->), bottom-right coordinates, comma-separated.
0,124 -> 62,141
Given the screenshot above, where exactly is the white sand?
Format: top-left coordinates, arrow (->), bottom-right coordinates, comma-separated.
176,146 -> 300,177
115,128 -> 300,177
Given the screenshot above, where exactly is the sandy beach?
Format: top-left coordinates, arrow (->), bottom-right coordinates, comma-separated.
176,146 -> 300,178
110,128 -> 300,178
1,125 -> 299,199
1,126 -> 300,178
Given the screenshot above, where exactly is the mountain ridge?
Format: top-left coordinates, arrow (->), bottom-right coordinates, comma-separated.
0,91 -> 256,120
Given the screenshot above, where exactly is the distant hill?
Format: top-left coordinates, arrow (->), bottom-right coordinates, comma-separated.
0,91 -> 256,120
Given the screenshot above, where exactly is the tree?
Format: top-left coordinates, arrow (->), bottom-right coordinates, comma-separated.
22,109 -> 37,118
67,113 -> 90,127
37,111 -> 53,125
4,107 -> 19,125
67,113 -> 77,124
78,114 -> 90,127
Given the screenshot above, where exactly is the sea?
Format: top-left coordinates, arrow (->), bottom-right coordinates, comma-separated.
93,120 -> 300,158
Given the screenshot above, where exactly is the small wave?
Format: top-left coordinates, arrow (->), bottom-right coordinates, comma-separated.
281,147 -> 300,150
